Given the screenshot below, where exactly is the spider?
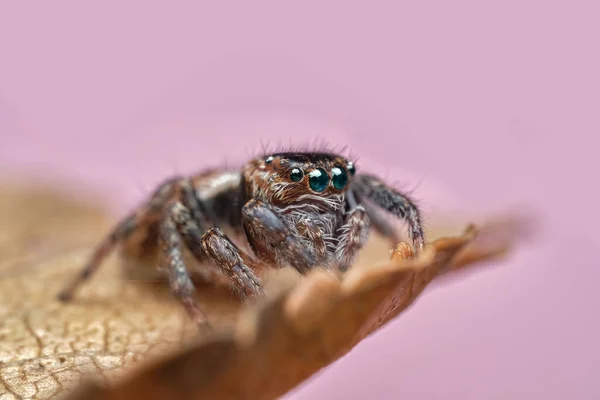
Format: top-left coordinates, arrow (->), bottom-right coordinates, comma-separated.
57,151 -> 425,329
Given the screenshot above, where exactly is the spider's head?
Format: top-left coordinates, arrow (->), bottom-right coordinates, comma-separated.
244,152 -> 356,209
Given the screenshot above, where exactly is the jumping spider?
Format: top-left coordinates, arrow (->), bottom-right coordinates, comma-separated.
58,151 -> 425,328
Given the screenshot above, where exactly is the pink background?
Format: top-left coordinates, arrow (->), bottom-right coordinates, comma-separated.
1,1 -> 598,399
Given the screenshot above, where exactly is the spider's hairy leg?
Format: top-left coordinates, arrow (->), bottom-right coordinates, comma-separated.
160,203 -> 211,329
169,200 -> 264,300
358,197 -> 402,246
241,199 -> 319,274
335,204 -> 371,272
352,174 -> 425,252
57,176 -> 181,302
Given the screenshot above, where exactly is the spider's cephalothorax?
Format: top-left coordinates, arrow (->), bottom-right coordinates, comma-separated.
57,151 -> 425,329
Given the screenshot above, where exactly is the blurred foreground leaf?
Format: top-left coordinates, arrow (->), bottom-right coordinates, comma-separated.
0,181 -> 530,399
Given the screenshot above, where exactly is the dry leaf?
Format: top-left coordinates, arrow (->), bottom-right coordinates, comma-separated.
0,181 -> 530,400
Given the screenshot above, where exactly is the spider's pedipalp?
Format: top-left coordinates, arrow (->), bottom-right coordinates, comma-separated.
334,205 -> 371,271
241,198 -> 319,273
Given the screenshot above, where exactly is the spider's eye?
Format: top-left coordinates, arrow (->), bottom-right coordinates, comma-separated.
290,168 -> 304,182
331,166 -> 348,189
347,162 -> 356,176
308,168 -> 330,192
265,156 -> 274,164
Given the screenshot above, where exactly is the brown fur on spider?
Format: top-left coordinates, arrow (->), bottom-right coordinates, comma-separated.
57,151 -> 426,330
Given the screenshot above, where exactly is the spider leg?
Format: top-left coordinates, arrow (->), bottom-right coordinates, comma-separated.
168,200 -> 264,300
352,174 -> 425,252
241,198 -> 319,274
358,196 -> 402,246
159,203 -> 211,328
57,176 -> 181,302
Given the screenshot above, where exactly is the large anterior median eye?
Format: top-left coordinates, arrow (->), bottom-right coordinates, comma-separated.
331,166 -> 348,189
308,168 -> 330,192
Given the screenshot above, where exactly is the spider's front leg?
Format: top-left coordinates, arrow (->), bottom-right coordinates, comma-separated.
158,193 -> 266,328
168,200 -> 264,301
358,197 -> 402,246
241,199 -> 319,274
352,174 -> 425,253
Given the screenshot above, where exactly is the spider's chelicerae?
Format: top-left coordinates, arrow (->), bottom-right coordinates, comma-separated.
58,151 -> 425,328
